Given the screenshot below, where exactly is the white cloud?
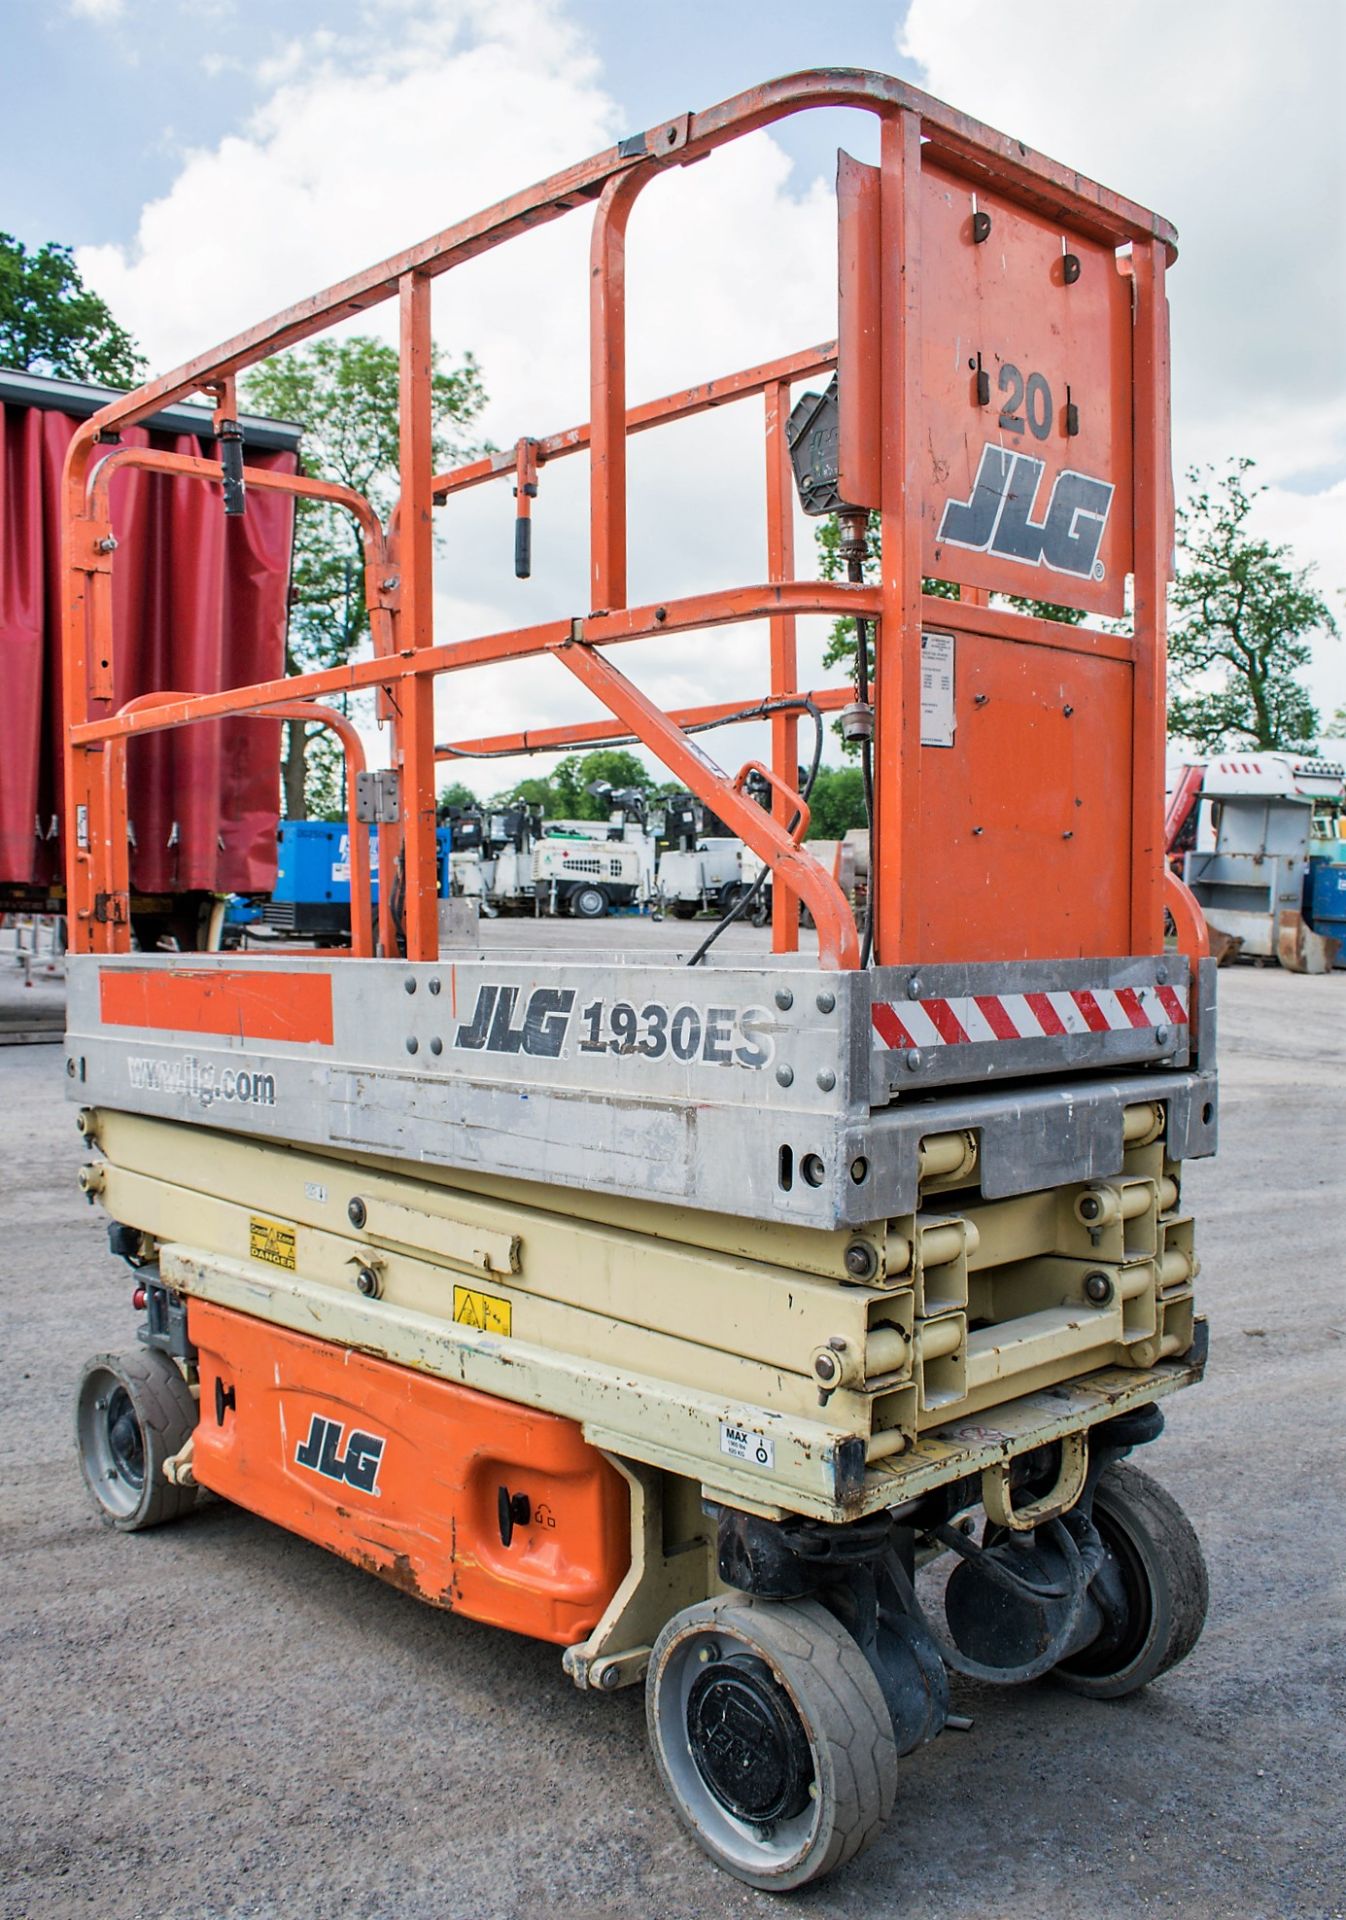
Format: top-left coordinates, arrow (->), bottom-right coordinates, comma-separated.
900,0 -> 1346,720
76,0 -> 843,791
73,0 -> 1345,791
67,0 -> 126,17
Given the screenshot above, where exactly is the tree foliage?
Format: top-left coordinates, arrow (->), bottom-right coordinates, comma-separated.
0,231 -> 145,384
487,748 -> 658,819
1167,458 -> 1338,751
241,334 -> 486,815
436,781 -> 479,813
805,765 -> 868,839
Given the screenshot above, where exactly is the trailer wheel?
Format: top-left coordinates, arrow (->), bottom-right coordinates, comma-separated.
646,1595 -> 897,1890
671,902 -> 700,920
75,1350 -> 198,1531
1053,1462 -> 1208,1699
569,884 -> 609,919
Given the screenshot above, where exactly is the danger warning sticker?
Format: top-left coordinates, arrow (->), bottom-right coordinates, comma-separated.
452,1284 -> 512,1337
249,1215 -> 297,1270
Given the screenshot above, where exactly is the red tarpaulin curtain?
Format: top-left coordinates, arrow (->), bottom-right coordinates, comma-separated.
0,400 -> 297,895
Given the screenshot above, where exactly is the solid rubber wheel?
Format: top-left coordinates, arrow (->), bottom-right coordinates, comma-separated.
646,1595 -> 897,1891
569,884 -> 609,919
671,902 -> 700,920
1054,1461 -> 1208,1699
75,1349 -> 199,1531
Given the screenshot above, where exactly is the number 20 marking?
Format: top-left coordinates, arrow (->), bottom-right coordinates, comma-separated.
998,363 -> 1053,441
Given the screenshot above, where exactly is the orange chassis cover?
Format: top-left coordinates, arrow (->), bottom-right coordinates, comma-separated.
190,1300 -> 630,1645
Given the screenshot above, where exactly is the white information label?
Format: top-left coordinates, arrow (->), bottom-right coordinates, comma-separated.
719,1422 -> 776,1470
920,630 -> 956,747
303,1181 -> 328,1203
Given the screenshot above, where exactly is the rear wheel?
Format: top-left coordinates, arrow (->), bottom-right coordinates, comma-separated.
671,902 -> 700,920
75,1349 -> 198,1531
569,884 -> 609,919
1054,1461 -> 1208,1699
646,1595 -> 897,1891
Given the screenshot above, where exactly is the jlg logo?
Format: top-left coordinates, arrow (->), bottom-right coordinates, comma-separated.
294,1413 -> 385,1494
937,444 -> 1114,581
454,984 -> 575,1057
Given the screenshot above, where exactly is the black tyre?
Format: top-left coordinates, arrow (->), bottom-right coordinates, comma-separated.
75,1349 -> 199,1531
717,882 -> 750,914
671,902 -> 700,920
569,883 -> 609,919
646,1595 -> 897,1891
1054,1461 -> 1208,1699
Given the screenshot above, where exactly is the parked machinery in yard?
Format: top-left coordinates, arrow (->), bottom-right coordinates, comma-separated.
66,70 -> 1216,1891
1166,753 -> 1345,969
226,819 -> 455,946
656,790 -> 758,919
444,800 -> 648,918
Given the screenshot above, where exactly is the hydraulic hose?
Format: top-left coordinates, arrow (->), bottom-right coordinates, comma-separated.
886,1515 -> 1104,1688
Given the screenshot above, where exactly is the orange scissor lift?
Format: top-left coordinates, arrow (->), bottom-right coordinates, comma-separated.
65,71 -> 1216,1891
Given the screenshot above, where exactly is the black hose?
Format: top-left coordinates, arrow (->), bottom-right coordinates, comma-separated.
886,1516 -> 1101,1688
687,698 -> 824,969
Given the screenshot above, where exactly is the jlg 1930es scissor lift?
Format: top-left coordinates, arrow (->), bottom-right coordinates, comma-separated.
64,70 -> 1215,1891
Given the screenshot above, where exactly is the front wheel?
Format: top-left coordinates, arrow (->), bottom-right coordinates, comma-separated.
568,884 -> 609,919
646,1595 -> 897,1891
75,1349 -> 199,1531
1054,1461 -> 1208,1699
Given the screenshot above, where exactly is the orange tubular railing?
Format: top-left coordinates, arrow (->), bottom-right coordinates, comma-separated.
61,67 -> 1178,973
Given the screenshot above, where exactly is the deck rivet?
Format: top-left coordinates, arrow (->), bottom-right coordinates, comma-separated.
776,1065 -> 794,1088
816,1069 -> 836,1092
906,977 -> 923,1000
430,1036 -> 443,1056
774,988 -> 794,1011
404,977 -> 417,995
904,1049 -> 923,1071
406,1036 -> 419,1054
815,990 -> 835,1014
1155,1024 -> 1173,1048
347,1197 -> 367,1228
1155,962 -> 1169,984
428,977 -> 441,996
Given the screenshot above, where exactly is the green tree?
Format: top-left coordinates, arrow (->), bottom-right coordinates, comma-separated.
814,513 -> 1082,750
241,334 -> 486,816
1167,458 -> 1338,751
436,780 -> 479,813
0,231 -> 145,384
805,764 -> 868,839
493,748 -> 653,820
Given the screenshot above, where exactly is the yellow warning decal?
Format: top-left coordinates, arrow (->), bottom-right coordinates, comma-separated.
249,1215 -> 297,1270
453,1283 -> 512,1337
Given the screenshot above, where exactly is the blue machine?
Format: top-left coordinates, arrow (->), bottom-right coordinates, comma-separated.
1305,859 -> 1346,967
227,821 -> 451,942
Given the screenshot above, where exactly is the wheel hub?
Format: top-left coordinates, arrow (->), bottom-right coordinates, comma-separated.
685,1651 -> 813,1824
105,1386 -> 145,1489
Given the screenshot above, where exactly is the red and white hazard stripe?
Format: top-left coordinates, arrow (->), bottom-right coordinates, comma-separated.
871,983 -> 1188,1051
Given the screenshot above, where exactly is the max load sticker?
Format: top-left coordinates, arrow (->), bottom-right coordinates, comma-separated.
719,1421 -> 776,1470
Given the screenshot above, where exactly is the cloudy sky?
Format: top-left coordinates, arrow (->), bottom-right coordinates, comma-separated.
8,0 -> 1344,786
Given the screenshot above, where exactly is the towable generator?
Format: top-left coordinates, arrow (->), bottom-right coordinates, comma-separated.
64,70 -> 1215,1891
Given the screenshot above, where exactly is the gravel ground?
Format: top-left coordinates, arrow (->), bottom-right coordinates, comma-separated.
1,955 -> 1343,1920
